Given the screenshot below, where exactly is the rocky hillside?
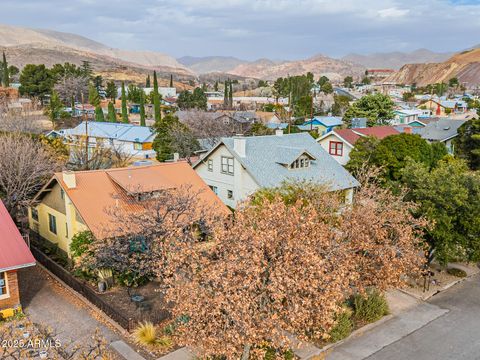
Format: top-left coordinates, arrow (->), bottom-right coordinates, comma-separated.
0,24 -> 194,82
228,55 -> 365,81
343,49 -> 452,70
178,56 -> 249,74
384,48 -> 480,87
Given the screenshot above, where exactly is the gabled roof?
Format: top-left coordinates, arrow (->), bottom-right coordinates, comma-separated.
353,126 -> 400,139
195,133 -> 359,191
418,119 -> 467,142
35,163 -> 229,239
275,146 -> 316,165
61,122 -> 155,143
334,129 -> 362,146
0,200 -> 35,272
303,116 -> 343,127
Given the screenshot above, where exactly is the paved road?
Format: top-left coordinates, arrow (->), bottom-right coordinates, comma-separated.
366,274 -> 480,360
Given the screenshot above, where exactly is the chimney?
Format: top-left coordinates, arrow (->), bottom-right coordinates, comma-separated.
233,135 -> 246,157
275,129 -> 284,136
403,126 -> 412,134
62,170 -> 76,189
173,153 -> 180,162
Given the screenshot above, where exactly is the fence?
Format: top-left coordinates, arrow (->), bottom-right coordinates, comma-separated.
30,245 -> 135,331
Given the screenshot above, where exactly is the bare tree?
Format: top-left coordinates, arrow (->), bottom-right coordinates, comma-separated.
0,133 -> 60,219
169,122 -> 201,164
179,110 -> 233,148
54,76 -> 89,104
67,141 -> 133,170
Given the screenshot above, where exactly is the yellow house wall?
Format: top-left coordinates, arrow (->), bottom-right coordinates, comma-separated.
29,183 -> 89,257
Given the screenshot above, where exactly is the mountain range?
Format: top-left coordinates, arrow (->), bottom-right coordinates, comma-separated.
0,23 -> 476,85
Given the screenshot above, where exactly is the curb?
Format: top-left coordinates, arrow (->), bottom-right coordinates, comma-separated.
399,273 -> 474,301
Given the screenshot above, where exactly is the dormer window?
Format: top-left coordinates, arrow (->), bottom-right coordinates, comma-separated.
290,155 -> 311,169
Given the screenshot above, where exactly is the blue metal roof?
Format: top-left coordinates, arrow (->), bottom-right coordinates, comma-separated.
63,122 -> 155,143
302,116 -> 343,127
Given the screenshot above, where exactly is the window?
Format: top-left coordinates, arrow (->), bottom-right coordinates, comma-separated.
209,185 -> 218,195
134,142 -> 143,150
65,223 -> 69,238
221,156 -> 234,175
329,141 -> 343,156
48,213 -> 57,234
0,272 -> 8,299
31,208 -> 39,222
60,189 -> 65,200
227,190 -> 234,199
207,159 -> 213,172
290,155 -> 311,169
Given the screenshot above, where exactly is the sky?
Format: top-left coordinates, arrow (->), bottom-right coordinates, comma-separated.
2,0 -> 480,60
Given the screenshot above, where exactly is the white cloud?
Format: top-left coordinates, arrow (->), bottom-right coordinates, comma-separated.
1,0 -> 480,59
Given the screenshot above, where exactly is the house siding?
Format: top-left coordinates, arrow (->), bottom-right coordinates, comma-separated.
318,134 -> 353,166
29,183 -> 88,256
196,146 -> 258,208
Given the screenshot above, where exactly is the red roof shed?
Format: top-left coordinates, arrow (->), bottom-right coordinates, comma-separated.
0,200 -> 35,272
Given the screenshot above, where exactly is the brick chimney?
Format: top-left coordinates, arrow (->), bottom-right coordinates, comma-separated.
62,171 -> 76,189
403,126 -> 412,134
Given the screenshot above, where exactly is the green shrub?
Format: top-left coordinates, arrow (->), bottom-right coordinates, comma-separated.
70,231 -> 95,259
353,289 -> 389,323
329,310 -> 353,342
447,268 -> 467,278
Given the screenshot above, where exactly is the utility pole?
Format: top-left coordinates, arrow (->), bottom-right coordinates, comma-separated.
82,93 -> 89,170
310,90 -> 314,131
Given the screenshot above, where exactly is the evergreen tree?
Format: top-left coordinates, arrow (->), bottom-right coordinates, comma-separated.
2,52 -> 9,87
105,80 -> 117,101
214,81 -> 219,92
229,80 -> 233,108
95,105 -> 105,122
88,84 -> 100,106
70,95 -> 75,114
108,101 -> 116,122
170,74 -> 173,87
224,80 -> 228,108
140,92 -> 146,126
81,60 -> 93,78
121,81 -> 129,123
153,71 -> 161,121
146,74 -> 151,88
44,90 -> 63,128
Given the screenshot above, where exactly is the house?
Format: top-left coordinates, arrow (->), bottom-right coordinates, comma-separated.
417,118 -> 467,154
0,200 -> 36,319
421,99 -> 467,116
301,116 -> 343,135
57,121 -> 156,160
394,109 -> 423,125
141,87 -> 177,99
193,131 -> 359,209
318,126 -> 400,165
28,163 -> 229,257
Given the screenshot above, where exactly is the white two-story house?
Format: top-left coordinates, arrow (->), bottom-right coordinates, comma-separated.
193,131 -> 359,208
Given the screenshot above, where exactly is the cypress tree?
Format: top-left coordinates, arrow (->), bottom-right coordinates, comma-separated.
71,96 -> 75,115
146,74 -> 151,88
224,80 -> 228,108
169,74 -> 173,87
153,71 -> 161,122
140,92 -> 146,126
108,102 -> 116,122
2,52 -> 9,87
95,105 -> 105,122
229,80 -> 233,108
121,81 -> 129,123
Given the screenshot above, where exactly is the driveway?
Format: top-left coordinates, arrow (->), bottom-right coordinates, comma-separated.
328,274 -> 480,360
18,266 -> 120,352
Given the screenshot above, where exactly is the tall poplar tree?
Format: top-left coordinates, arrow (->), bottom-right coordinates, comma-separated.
224,80 -> 228,108
2,52 -> 9,87
108,102 -> 116,122
169,74 -> 173,87
153,71 -> 161,122
95,105 -> 105,122
229,80 -> 233,108
146,74 -> 151,88
121,81 -> 129,123
140,92 -> 146,126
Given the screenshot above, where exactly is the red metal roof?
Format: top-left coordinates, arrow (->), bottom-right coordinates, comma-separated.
353,126 -> 400,139
335,129 -> 362,146
0,200 -> 36,272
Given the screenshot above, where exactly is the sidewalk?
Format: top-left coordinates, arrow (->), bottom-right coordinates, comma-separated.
325,292 -> 448,360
